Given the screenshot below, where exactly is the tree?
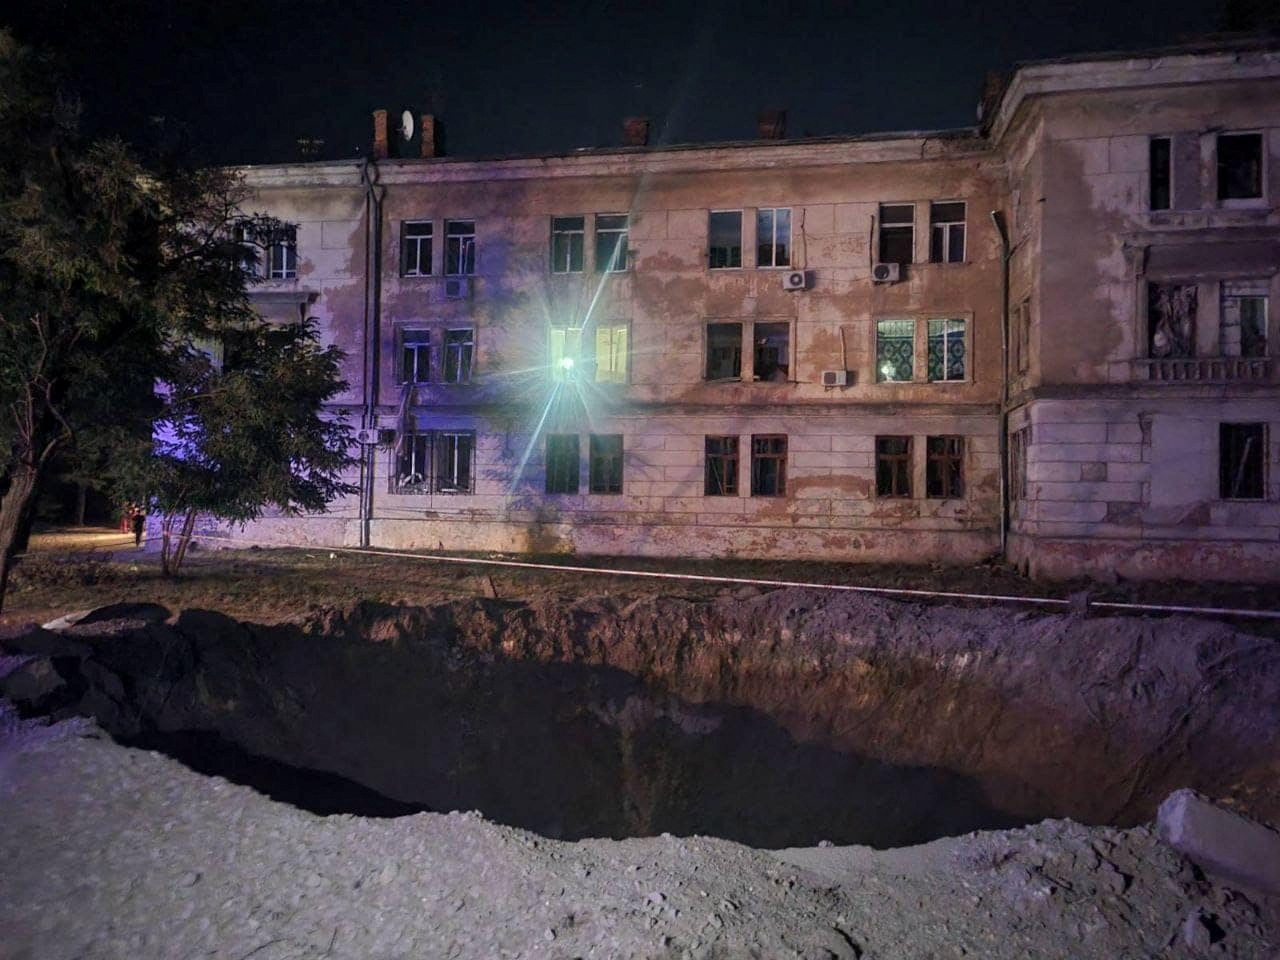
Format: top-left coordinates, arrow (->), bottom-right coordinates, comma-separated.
149,318 -> 357,576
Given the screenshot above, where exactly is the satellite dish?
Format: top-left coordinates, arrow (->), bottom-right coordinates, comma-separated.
399,110 -> 414,142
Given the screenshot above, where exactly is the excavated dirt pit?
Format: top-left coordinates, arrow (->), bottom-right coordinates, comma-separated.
2,588 -> 1278,850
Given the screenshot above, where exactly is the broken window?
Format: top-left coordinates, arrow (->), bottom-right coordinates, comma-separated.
445,219 -> 476,276
753,322 -> 790,381
876,436 -> 912,498
589,434 -> 624,494
1219,423 -> 1267,500
1147,283 -> 1197,359
750,435 -> 787,497
400,329 -> 431,384
396,433 -> 431,491
267,225 -> 297,279
876,319 -> 914,382
545,434 -> 580,494
1149,138 -> 1171,211
878,204 -> 914,266
435,431 -> 475,493
595,214 -> 629,273
549,327 -> 583,381
704,436 -> 739,496
706,322 -> 743,380
756,208 -> 791,268
1217,133 -> 1263,201
708,211 -> 743,269
594,324 -> 628,384
928,202 -> 965,264
401,221 -> 433,276
443,329 -> 474,383
1220,282 -> 1268,358
926,436 -> 965,499
551,216 -> 585,273
927,319 -> 966,382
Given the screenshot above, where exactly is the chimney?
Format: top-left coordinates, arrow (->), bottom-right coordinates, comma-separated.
372,109 -> 389,159
622,116 -> 650,148
757,109 -> 787,140
420,114 -> 444,158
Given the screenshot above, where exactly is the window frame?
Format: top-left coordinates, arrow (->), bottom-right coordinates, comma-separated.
752,321 -> 791,382
394,432 -> 432,493
399,328 -> 432,384
755,206 -> 792,269
588,434 -> 624,494
443,328 -> 475,384
705,321 -> 744,381
875,318 -> 915,383
750,434 -> 787,497
1219,282 -> 1269,359
875,435 -> 913,499
550,216 -> 585,274
594,322 -> 629,384
545,434 -> 581,494
877,203 -> 915,266
708,210 -> 744,270
594,213 -> 629,273
267,225 -> 298,280
1216,131 -> 1266,206
928,201 -> 966,264
549,326 -> 584,382
434,430 -> 476,494
445,219 -> 477,276
927,318 -> 968,383
400,220 -> 434,277
704,435 -> 740,496
925,436 -> 965,499
1219,423 -> 1268,501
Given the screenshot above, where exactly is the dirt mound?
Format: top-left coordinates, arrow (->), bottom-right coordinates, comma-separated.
3,589 -> 1278,847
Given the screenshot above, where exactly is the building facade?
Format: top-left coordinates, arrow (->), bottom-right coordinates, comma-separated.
223,39 -> 1280,581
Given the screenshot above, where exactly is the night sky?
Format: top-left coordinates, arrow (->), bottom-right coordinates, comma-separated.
4,0 -> 1235,165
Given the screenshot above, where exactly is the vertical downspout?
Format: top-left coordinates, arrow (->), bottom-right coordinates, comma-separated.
360,159 -> 385,549
990,211 -> 1011,560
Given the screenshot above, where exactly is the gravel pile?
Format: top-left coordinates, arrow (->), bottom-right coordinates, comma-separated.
1,702 -> 1275,960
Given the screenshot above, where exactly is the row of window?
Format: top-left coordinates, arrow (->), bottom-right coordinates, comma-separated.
1149,131 -> 1266,211
394,317 -> 972,386
234,223 -> 298,280
394,431 -> 967,500
1147,281 -> 1270,360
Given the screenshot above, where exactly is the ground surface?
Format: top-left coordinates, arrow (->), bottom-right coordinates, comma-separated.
0,704 -> 1276,960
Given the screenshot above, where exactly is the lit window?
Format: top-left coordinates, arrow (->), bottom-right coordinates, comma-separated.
928,202 -> 965,264
1149,138 -> 1171,211
549,327 -> 583,381
401,221 -> 433,276
753,322 -> 790,381
876,436 -> 912,498
756,207 -> 791,267
750,435 -> 787,497
878,204 -> 914,265
435,431 -> 474,493
708,211 -> 742,269
400,329 -> 431,384
595,214 -> 628,273
1220,423 -> 1266,500
594,324 -> 628,384
876,319 -> 914,382
443,329 -> 474,383
551,216 -> 584,273
1220,282 -> 1268,359
927,319 -> 966,382
445,219 -> 476,276
546,434 -> 580,494
926,436 -> 964,499
704,436 -> 739,496
706,323 -> 742,380
268,225 -> 297,279
589,434 -> 623,494
1217,133 -> 1263,201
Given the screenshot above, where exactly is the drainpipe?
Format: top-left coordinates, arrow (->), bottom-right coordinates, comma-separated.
990,211 -> 1011,561
360,158 -> 386,549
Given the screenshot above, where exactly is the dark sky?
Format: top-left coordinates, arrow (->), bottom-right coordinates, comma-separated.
4,0 -> 1231,165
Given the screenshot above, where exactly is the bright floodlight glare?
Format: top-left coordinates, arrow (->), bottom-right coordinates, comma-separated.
880,363 -> 895,380
561,356 -> 575,370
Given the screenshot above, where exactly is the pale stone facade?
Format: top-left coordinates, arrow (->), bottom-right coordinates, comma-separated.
223,38 -> 1280,581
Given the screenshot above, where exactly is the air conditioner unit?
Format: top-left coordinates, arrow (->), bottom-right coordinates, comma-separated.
354,428 -> 379,445
821,370 -> 849,387
443,276 -> 472,300
871,262 -> 900,284
782,269 -> 808,291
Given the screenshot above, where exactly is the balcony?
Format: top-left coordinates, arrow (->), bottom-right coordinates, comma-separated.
1133,356 -> 1273,383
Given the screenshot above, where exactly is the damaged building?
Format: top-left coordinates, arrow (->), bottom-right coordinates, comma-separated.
221,37 -> 1280,581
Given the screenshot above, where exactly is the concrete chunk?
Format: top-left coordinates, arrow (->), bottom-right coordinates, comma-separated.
1157,789 -> 1280,894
